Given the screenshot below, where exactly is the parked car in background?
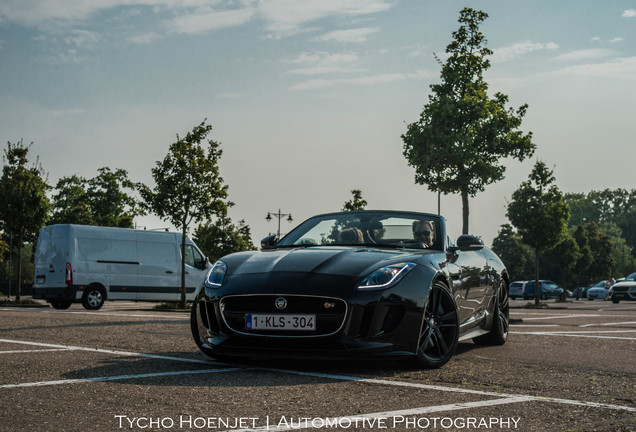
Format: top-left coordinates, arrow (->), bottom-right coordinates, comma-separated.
509,281 -> 527,299
572,286 -> 590,298
586,280 -> 608,301
610,272 -> 636,303
523,280 -> 564,300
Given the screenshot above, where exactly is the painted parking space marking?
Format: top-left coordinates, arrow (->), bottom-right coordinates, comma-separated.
225,397 -> 533,432
0,348 -> 70,355
0,307 -> 187,320
0,338 -> 220,365
579,321 -> 636,327
0,368 -> 243,389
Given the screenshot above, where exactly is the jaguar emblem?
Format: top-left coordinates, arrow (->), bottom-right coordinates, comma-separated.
274,297 -> 287,310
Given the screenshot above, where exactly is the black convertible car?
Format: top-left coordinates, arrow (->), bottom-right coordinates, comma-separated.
191,210 -> 509,368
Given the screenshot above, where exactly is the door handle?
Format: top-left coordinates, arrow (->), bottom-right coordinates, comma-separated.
166,270 -> 174,274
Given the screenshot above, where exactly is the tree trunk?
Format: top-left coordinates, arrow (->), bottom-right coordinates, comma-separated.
16,234 -> 23,302
534,249 -> 540,306
180,226 -> 187,309
461,190 -> 469,234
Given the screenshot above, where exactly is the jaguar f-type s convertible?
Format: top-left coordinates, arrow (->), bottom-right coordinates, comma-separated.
191,210 -> 509,368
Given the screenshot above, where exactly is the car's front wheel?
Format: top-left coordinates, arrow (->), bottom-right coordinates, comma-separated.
414,281 -> 459,369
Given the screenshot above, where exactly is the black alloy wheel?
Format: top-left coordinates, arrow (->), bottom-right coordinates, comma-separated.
474,279 -> 509,346
414,281 -> 459,369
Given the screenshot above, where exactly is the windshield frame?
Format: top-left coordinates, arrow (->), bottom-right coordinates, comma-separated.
275,210 -> 446,251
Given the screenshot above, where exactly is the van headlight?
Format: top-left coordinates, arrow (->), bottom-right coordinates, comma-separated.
205,261 -> 227,289
357,262 -> 416,290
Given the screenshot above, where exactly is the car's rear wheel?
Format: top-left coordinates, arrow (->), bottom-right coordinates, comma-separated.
50,300 -> 72,310
82,285 -> 105,310
414,281 -> 459,369
473,279 -> 509,346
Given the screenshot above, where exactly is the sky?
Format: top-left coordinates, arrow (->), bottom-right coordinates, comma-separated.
1,0 -> 635,247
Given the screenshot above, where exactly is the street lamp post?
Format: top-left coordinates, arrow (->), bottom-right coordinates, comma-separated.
266,209 -> 293,238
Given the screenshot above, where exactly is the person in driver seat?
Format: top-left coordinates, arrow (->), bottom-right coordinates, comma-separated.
413,220 -> 435,248
338,227 -> 364,244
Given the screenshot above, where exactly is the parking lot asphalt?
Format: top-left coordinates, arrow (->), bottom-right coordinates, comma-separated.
0,298 -> 634,432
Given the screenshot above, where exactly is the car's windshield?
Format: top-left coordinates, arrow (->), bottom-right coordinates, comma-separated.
624,273 -> 636,282
276,211 -> 443,250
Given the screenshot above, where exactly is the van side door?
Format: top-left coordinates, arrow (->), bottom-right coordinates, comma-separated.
136,233 -> 180,301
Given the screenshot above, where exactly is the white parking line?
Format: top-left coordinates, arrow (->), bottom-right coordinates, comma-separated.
510,331 -> 636,341
3,338 -> 635,418
226,397 -> 533,432
0,368 -> 242,389
0,338 -> 218,365
579,321 -> 636,327
0,348 -> 70,355
520,314 -> 601,321
0,308 -> 187,320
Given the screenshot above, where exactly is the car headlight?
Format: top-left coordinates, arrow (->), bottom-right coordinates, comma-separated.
206,261 -> 227,288
358,262 -> 416,290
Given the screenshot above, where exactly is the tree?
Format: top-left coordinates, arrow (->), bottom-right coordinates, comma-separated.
140,120 -> 230,308
342,189 -> 367,211
49,175 -> 95,225
402,7 -> 535,234
0,140 -> 50,301
87,168 -> 144,228
506,161 -> 570,304
491,224 -> 533,281
193,208 -> 255,263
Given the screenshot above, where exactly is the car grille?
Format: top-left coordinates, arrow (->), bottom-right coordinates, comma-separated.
613,286 -> 629,293
220,294 -> 347,337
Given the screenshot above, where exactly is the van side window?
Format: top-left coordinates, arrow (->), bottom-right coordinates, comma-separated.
185,245 -> 204,268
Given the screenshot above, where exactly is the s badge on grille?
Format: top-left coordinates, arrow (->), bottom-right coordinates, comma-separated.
324,302 -> 336,309
275,297 -> 288,310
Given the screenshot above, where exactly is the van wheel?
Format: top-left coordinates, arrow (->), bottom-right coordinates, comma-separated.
82,285 -> 106,310
51,300 -> 72,310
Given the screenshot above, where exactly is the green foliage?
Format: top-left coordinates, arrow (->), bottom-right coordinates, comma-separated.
140,120 -> 230,307
342,189 -> 367,211
506,161 -> 569,303
193,210 -> 255,263
402,7 -> 535,234
50,168 -> 143,227
507,161 -> 570,254
0,140 -> 50,300
491,224 -> 533,281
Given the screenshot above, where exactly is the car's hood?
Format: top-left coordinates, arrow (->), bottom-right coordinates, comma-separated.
224,246 -> 434,277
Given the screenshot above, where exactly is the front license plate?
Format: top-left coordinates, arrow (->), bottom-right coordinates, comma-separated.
245,314 -> 316,331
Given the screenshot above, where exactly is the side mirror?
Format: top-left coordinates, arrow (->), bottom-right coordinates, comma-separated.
261,234 -> 278,250
448,234 -> 484,252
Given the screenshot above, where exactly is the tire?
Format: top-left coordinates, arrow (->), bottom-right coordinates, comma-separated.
50,300 -> 72,310
612,298 -> 620,304
82,285 -> 106,310
414,281 -> 459,369
474,279 -> 509,346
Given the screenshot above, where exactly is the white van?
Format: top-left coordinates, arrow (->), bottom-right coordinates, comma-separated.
32,224 -> 210,310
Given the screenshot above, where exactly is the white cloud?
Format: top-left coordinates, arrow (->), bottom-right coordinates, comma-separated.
554,48 -> 615,62
257,0 -> 393,38
550,56 -> 636,80
128,32 -> 163,44
622,9 -> 636,18
63,29 -> 100,48
290,69 -> 432,90
609,37 -> 623,43
286,51 -> 362,75
166,6 -> 255,34
491,41 -> 558,63
312,27 -> 379,43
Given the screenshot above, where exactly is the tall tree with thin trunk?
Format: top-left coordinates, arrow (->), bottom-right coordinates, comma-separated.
0,140 -> 50,301
140,120 -> 230,308
402,7 -> 535,233
507,161 -> 570,305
